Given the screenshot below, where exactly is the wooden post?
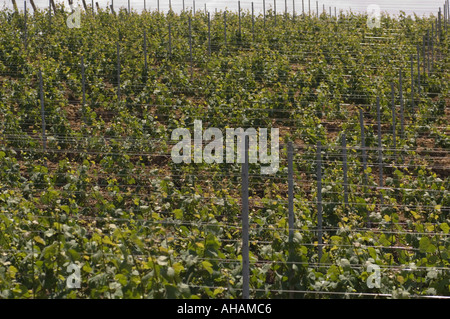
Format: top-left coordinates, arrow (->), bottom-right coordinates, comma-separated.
285,0 -> 288,20
399,70 -> 404,138
342,133 -> 349,210
427,30 -> 430,74
293,0 -> 296,18
431,24 -> 434,70
208,12 -> 211,56
391,83 -> 396,161
422,35 -> 426,76
189,17 -> 193,76
316,141 -> 323,262
143,30 -> 148,70
274,0 -> 277,26
416,45 -> 420,95
11,0 -> 18,13
117,42 -> 120,100
438,7 -> 442,41
288,140 -> 294,299
23,1 -> 27,50
50,0 -> 57,14
39,70 -> 47,155
238,1 -> 241,37
224,12 -> 227,48
241,135 -> 250,299
252,2 -> 255,42
168,23 -> 172,57
263,0 -> 266,27
288,142 -> 294,242
376,97 -> 384,209
81,56 -> 86,124
410,54 -> 415,109
48,0 -> 52,29
359,109 -> 369,227
30,0 -> 37,12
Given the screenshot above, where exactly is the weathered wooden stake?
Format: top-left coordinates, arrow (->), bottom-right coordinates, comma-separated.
241,135 -> 250,299
399,70 -> 405,138
81,56 -> 86,124
12,0 -> 18,13
143,30 -> 148,69
24,1 -> 27,50
39,70 -> 47,155
431,24 -> 434,70
224,12 -> 227,48
342,133 -> 349,210
30,0 -> 37,12
359,109 -> 369,227
391,83 -> 396,161
417,45 -> 421,95
293,0 -> 296,18
188,17 -> 193,76
316,141 -> 323,262
264,0 -> 266,27
410,54 -> 415,109
422,35 -> 426,75
288,142 -> 294,241
427,30 -> 430,74
208,12 -> 211,56
376,97 -> 384,209
252,3 -> 255,42
50,0 -> 57,14
238,1 -> 241,37
274,0 -> 277,26
117,42 -> 121,99
168,23 -> 172,57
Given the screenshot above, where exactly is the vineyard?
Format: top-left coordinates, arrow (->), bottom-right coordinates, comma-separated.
0,2 -> 449,299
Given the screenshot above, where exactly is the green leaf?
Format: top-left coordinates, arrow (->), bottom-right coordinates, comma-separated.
379,234 -> 391,246
173,209 -> 183,219
33,236 -> 45,245
368,247 -> 377,260
68,249 -> 80,260
7,265 -> 18,279
440,223 -> 449,234
61,205 -> 70,213
419,237 -> 436,253
201,261 -> 213,274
